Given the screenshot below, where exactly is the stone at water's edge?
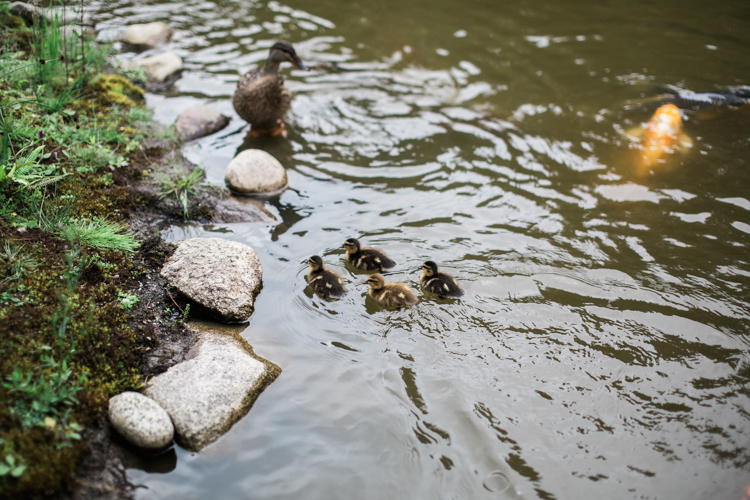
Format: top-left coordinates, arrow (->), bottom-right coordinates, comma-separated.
120,22 -> 173,48
144,330 -> 281,451
175,106 -> 230,141
225,149 -> 287,195
10,2 -> 93,26
123,52 -> 183,84
108,392 -> 174,450
160,238 -> 262,322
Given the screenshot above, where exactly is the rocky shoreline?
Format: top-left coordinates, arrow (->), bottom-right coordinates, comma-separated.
0,10 -> 288,498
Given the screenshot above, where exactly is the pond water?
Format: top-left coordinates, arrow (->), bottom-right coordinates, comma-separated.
92,0 -> 750,498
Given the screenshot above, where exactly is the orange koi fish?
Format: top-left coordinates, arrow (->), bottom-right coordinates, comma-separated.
626,104 -> 692,176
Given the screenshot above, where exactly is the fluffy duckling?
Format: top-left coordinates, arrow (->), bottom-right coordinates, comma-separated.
366,273 -> 419,307
343,238 -> 395,271
306,255 -> 346,298
420,261 -> 463,298
232,40 -> 309,138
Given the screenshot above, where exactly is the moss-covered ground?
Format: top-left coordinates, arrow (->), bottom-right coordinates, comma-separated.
0,6 -> 188,498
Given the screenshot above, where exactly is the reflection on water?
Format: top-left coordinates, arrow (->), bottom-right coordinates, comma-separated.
93,0 -> 750,498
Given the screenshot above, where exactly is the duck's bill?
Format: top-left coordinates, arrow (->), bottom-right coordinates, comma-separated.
294,56 -> 309,71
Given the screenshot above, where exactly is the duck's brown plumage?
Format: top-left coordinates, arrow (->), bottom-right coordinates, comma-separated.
343,238 -> 395,271
306,255 -> 346,298
232,41 -> 308,131
366,273 -> 419,307
420,260 -> 463,298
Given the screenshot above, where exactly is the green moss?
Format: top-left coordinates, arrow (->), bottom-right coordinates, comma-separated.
0,12 -> 177,499
0,14 -> 27,30
0,226 -> 154,497
90,74 -> 145,109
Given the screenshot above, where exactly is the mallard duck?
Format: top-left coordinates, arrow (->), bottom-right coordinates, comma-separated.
343,238 -> 395,271
232,40 -> 309,138
306,255 -> 346,298
420,261 -> 463,298
366,273 -> 419,307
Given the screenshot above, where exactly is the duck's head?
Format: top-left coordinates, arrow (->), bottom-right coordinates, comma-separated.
421,260 -> 438,277
343,238 -> 361,253
308,255 -> 324,271
267,41 -> 309,72
366,273 -> 386,290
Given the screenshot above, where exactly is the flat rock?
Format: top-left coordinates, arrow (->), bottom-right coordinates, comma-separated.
144,329 -> 281,451
123,51 -> 182,84
120,22 -> 172,48
10,2 -> 93,26
225,149 -> 287,195
108,392 -> 174,450
160,238 -> 263,322
175,106 -> 230,141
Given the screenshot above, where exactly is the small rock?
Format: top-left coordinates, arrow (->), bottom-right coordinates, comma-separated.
10,2 -> 93,26
225,149 -> 287,195
160,238 -> 263,322
175,106 -> 230,141
9,2 -> 40,24
123,51 -> 182,84
144,329 -> 280,451
120,22 -> 172,49
108,391 -> 174,450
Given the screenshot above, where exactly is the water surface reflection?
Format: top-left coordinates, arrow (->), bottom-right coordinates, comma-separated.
92,0 -> 750,497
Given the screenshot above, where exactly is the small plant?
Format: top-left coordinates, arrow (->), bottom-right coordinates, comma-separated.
0,285 -> 32,307
117,291 -> 139,309
0,123 -> 70,191
0,453 -> 26,479
2,363 -> 84,431
0,242 -> 38,282
158,166 -> 205,219
63,218 -> 139,252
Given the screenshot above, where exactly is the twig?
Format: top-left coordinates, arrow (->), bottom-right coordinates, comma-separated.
165,289 -> 184,315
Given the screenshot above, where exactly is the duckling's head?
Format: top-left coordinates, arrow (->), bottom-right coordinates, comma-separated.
422,260 -> 438,277
366,273 -> 386,290
343,238 -> 361,253
267,41 -> 309,72
308,255 -> 325,271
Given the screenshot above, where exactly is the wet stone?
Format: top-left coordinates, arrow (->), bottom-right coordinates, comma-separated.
120,22 -> 172,48
108,391 -> 174,451
144,329 -> 281,451
175,106 -> 230,141
160,238 -> 263,323
225,149 -> 287,195
123,51 -> 182,84
10,2 -> 92,26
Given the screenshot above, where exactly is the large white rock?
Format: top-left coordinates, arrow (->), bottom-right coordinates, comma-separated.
160,238 -> 263,322
175,106 -> 230,141
144,330 -> 281,451
120,22 -> 172,48
225,149 -> 287,195
123,51 -> 182,84
108,391 -> 174,450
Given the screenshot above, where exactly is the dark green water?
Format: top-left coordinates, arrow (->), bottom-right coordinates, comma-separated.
94,0 -> 750,498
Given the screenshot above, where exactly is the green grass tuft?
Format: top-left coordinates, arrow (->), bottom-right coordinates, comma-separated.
63,218 -> 139,252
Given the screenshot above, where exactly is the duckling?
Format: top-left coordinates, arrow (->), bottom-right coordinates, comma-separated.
232,40 -> 309,138
366,273 -> 419,307
420,261 -> 463,298
306,255 -> 346,298
343,238 -> 395,271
